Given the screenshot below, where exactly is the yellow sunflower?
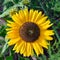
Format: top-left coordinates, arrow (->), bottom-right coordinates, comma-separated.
6,8 -> 54,57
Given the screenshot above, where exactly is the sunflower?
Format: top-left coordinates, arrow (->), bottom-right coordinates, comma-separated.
6,8 -> 54,57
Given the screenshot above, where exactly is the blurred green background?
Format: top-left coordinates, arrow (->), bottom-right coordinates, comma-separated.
0,0 -> 60,60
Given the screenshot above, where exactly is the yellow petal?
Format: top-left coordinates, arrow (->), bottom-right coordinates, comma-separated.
7,31 -> 19,36
38,40 -> 49,49
23,51 -> 26,57
7,33 -> 19,39
7,29 -> 19,39
35,11 -> 42,22
45,36 -> 53,40
19,10 -> 26,22
37,16 -> 48,25
30,43 -> 33,56
20,42 -> 26,54
40,20 -> 51,26
42,23 -> 53,29
16,41 -> 24,53
23,8 -> 28,22
7,20 -> 13,24
7,24 -> 12,27
35,42 -> 43,54
6,28 -> 11,31
12,13 -> 22,26
13,43 -> 19,50
7,21 -> 19,28
6,26 -> 19,31
31,10 -> 38,22
8,37 -> 20,46
32,43 -> 39,56
26,43 -> 33,56
23,42 -> 27,56
44,30 -> 54,36
29,9 -> 34,21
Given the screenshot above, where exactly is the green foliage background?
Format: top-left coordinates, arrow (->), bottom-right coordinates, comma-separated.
0,0 -> 60,60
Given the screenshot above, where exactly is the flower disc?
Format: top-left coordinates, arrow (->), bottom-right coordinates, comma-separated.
19,22 -> 40,42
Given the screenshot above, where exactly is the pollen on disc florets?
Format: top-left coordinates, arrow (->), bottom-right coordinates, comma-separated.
19,22 -> 40,42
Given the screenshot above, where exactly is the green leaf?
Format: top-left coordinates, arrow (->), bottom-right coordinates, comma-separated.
5,1 -> 14,8
0,25 -> 6,37
57,22 -> 60,28
0,2 -> 24,18
0,42 -> 9,56
6,56 -> 13,60
13,0 -> 20,3
0,57 -> 3,60
0,8 -> 10,18
0,39 -> 5,44
19,56 -> 25,60
53,1 -> 60,12
0,36 -> 9,57
0,0 -> 4,4
3,0 -> 13,4
37,55 -> 47,60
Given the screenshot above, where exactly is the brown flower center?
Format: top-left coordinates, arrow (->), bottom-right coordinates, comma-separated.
19,22 -> 40,42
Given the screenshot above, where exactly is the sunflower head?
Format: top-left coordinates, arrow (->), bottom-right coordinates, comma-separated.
6,8 -> 54,57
